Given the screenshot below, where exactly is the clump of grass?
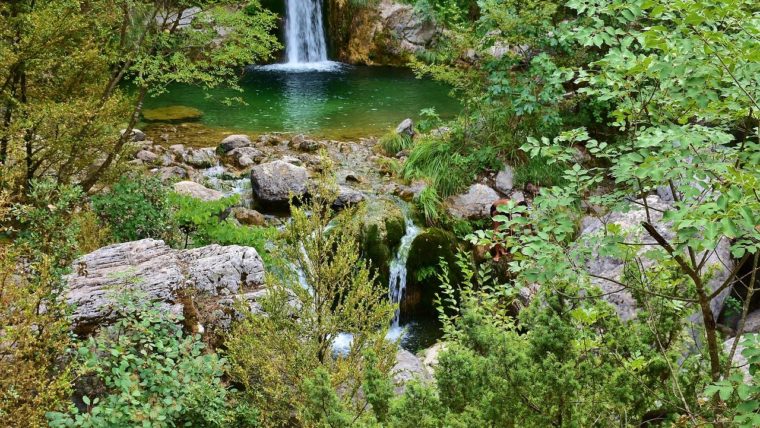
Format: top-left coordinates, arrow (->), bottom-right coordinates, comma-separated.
415,186 -> 442,225
514,155 -> 566,188
379,130 -> 413,156
402,137 -> 470,197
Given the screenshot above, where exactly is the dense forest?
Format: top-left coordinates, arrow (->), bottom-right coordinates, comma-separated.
1,0 -> 759,426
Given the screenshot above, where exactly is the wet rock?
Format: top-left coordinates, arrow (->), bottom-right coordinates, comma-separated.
396,180 -> 427,201
494,165 -> 514,194
231,207 -> 266,226
227,147 -> 264,168
422,342 -> 447,373
217,134 -> 252,154
361,200 -> 405,287
173,181 -> 225,201
182,147 -> 217,168
290,134 -> 323,152
393,349 -> 431,394
250,160 -> 309,209
64,239 -> 265,334
446,184 -> 500,220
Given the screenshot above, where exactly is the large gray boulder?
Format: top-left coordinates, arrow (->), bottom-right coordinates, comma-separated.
250,160 -> 309,209
580,195 -> 733,322
218,134 -> 252,154
64,239 -> 265,334
446,184 -> 500,220
183,147 -> 217,168
173,181 -> 224,201
393,349 -> 431,394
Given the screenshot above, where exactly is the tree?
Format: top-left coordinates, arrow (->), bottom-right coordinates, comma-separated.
225,158 -> 396,426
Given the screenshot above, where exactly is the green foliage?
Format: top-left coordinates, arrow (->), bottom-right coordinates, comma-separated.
47,293 -> 241,428
0,247 -> 73,428
92,176 -> 174,243
402,136 -> 472,197
169,193 -> 277,258
11,179 -> 85,268
414,186 -> 442,225
379,130 -> 413,156
705,334 -> 760,427
225,159 -> 396,426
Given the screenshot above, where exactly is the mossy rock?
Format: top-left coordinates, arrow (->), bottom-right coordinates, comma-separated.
404,228 -> 459,320
360,199 -> 405,287
143,106 -> 204,122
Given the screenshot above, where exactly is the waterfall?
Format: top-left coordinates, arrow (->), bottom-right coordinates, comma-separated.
387,209 -> 422,339
285,0 -> 328,63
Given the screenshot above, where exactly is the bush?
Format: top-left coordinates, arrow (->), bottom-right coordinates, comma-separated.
92,176 -> 174,243
47,293 -> 242,428
169,193 -> 277,258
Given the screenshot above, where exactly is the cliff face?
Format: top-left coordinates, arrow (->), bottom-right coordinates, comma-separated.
327,0 -> 437,65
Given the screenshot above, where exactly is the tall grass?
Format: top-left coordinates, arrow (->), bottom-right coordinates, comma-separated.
415,186 -> 442,225
379,131 -> 413,156
402,137 -> 470,197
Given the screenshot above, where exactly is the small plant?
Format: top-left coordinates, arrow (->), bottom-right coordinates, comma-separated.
402,136 -> 470,197
92,176 -> 174,243
47,292 -> 238,427
415,186 -> 442,225
379,130 -> 413,156
169,193 -> 277,260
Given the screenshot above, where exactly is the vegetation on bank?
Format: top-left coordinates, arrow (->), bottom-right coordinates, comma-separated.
1,1 -> 760,428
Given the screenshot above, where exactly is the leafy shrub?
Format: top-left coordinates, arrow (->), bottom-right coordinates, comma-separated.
169,193 -> 277,258
92,176 -> 174,243
0,248 -> 73,428
11,179 -> 84,267
47,293 -> 243,428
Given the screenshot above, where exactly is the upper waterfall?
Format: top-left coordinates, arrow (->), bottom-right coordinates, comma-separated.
285,0 -> 328,63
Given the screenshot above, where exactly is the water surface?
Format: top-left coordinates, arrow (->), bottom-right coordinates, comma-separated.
143,65 -> 459,139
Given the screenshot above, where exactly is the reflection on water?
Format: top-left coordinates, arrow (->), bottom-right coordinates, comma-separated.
142,66 -> 459,139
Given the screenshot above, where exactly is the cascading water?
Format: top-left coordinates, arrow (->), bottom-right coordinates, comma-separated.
386,208 -> 421,341
259,0 -> 341,71
285,0 -> 328,64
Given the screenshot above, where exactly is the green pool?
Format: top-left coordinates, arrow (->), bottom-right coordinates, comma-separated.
143,65 -> 460,139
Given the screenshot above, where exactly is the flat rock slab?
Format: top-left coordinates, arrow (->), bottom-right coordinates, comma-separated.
65,239 -> 265,334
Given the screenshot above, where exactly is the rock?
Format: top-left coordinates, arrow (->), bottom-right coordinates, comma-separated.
142,105 -> 203,122
494,165 -> 514,194
342,171 -> 363,183
64,239 -> 265,334
446,184 -> 500,220
227,147 -> 264,168
378,0 -> 436,53
580,195 -> 733,322
290,134 -> 323,152
361,200 -> 405,287
510,190 -> 526,204
281,155 -> 303,166
396,180 -> 427,201
231,207 -> 266,226
121,128 -> 146,142
250,160 -> 309,209
135,150 -> 158,163
406,228 -> 458,319
173,181 -> 225,201
258,134 -> 284,145
724,337 -> 751,383
217,134 -> 252,154
155,166 -> 189,182
392,349 -> 431,394
169,144 -> 186,155
183,147 -> 217,168
395,118 -> 414,136
743,310 -> 760,333
422,342 -> 447,373
333,186 -> 365,209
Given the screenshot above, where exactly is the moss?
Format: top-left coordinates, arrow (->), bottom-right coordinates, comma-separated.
360,199 -> 405,286
142,106 -> 204,122
404,228 -> 459,319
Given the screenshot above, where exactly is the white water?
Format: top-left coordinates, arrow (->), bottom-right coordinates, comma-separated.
388,210 -> 422,330
259,0 -> 342,72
